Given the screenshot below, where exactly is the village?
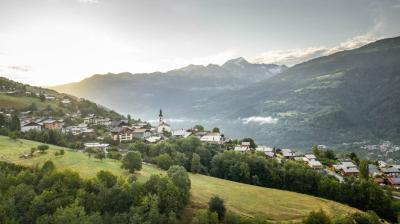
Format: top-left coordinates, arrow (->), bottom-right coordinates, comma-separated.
5,102 -> 400,190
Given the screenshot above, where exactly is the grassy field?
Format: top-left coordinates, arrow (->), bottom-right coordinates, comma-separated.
0,136 -> 359,222
0,93 -> 61,110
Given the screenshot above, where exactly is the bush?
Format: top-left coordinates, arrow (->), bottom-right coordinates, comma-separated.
38,144 -> 49,153
303,210 -> 331,224
208,196 -> 226,221
156,153 -> 174,170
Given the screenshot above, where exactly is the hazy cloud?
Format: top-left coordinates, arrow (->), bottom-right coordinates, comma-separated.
241,116 -> 278,125
8,65 -> 32,72
252,22 -> 383,66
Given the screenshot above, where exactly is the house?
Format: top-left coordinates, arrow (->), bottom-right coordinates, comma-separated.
255,146 -> 273,152
334,161 -> 359,176
146,136 -> 162,144
61,99 -> 71,104
200,132 -> 224,144
388,177 -> 400,187
83,115 -> 111,126
21,122 -> 42,132
172,129 -> 192,138
41,119 -> 63,130
132,128 -> 151,139
381,167 -> 400,176
378,161 -> 388,168
234,142 -> 251,152
111,127 -> 133,142
305,154 -> 317,160
157,109 -> 171,133
63,124 -> 94,136
308,160 -> 323,169
84,143 -> 109,150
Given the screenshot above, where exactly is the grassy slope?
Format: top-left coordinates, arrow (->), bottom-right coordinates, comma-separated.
0,136 -> 358,222
0,93 -> 61,110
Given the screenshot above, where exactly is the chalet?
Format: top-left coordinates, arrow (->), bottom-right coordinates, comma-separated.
84,115 -> 111,126
308,160 -> 323,169
281,149 -> 295,159
334,161 -> 359,176
234,142 -> 251,152
21,122 -> 42,132
111,127 -> 133,142
388,177 -> 400,187
172,129 -> 192,138
41,119 -> 63,130
256,146 -> 275,157
200,132 -> 225,144
132,128 -> 151,139
305,154 -> 317,160
84,143 -> 109,150
146,136 -> 162,144
381,167 -> 400,176
63,124 -> 94,136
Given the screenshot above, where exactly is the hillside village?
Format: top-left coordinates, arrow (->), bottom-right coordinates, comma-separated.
2,77 -> 400,202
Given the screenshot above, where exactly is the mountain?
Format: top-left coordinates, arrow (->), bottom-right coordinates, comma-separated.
189,36 -> 400,148
52,58 -> 287,119
52,36 -> 400,149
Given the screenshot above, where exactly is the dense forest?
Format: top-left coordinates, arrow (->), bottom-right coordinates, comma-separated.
0,161 -> 190,224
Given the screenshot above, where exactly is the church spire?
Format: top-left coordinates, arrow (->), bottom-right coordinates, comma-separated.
159,109 -> 163,123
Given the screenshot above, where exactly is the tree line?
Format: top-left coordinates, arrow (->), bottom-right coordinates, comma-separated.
0,161 -> 191,224
127,137 -> 400,221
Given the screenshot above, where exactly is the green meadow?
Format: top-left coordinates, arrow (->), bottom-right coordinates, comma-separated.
0,135 -> 359,222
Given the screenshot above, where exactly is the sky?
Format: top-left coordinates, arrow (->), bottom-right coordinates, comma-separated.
0,0 -> 400,86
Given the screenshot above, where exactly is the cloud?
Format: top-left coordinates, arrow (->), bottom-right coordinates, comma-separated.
7,65 -> 32,72
241,116 -> 278,125
252,22 -> 383,66
77,0 -> 99,4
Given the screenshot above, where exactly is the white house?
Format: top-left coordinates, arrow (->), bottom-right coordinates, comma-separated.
200,133 -> 224,144
84,143 -> 109,149
21,122 -> 42,132
146,136 -> 162,144
172,129 -> 192,138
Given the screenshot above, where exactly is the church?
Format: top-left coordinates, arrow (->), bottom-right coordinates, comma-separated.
157,109 -> 171,133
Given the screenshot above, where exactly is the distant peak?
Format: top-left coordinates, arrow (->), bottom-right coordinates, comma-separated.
222,57 -> 251,68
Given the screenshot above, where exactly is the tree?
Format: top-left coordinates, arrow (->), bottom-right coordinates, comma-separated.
194,124 -> 204,131
97,170 -> 117,188
10,113 -> 20,131
208,196 -> 226,221
167,166 -> 191,204
303,209 -> 331,224
94,151 -> 106,160
39,94 -> 46,102
312,145 -> 320,157
191,153 -> 202,173
38,144 -> 49,153
157,153 -> 174,170
0,113 -> 5,127
359,160 -> 369,180
212,127 -> 220,133
41,160 -> 55,173
121,151 -> 142,173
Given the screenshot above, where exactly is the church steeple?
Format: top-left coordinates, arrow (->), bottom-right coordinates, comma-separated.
159,109 -> 163,123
